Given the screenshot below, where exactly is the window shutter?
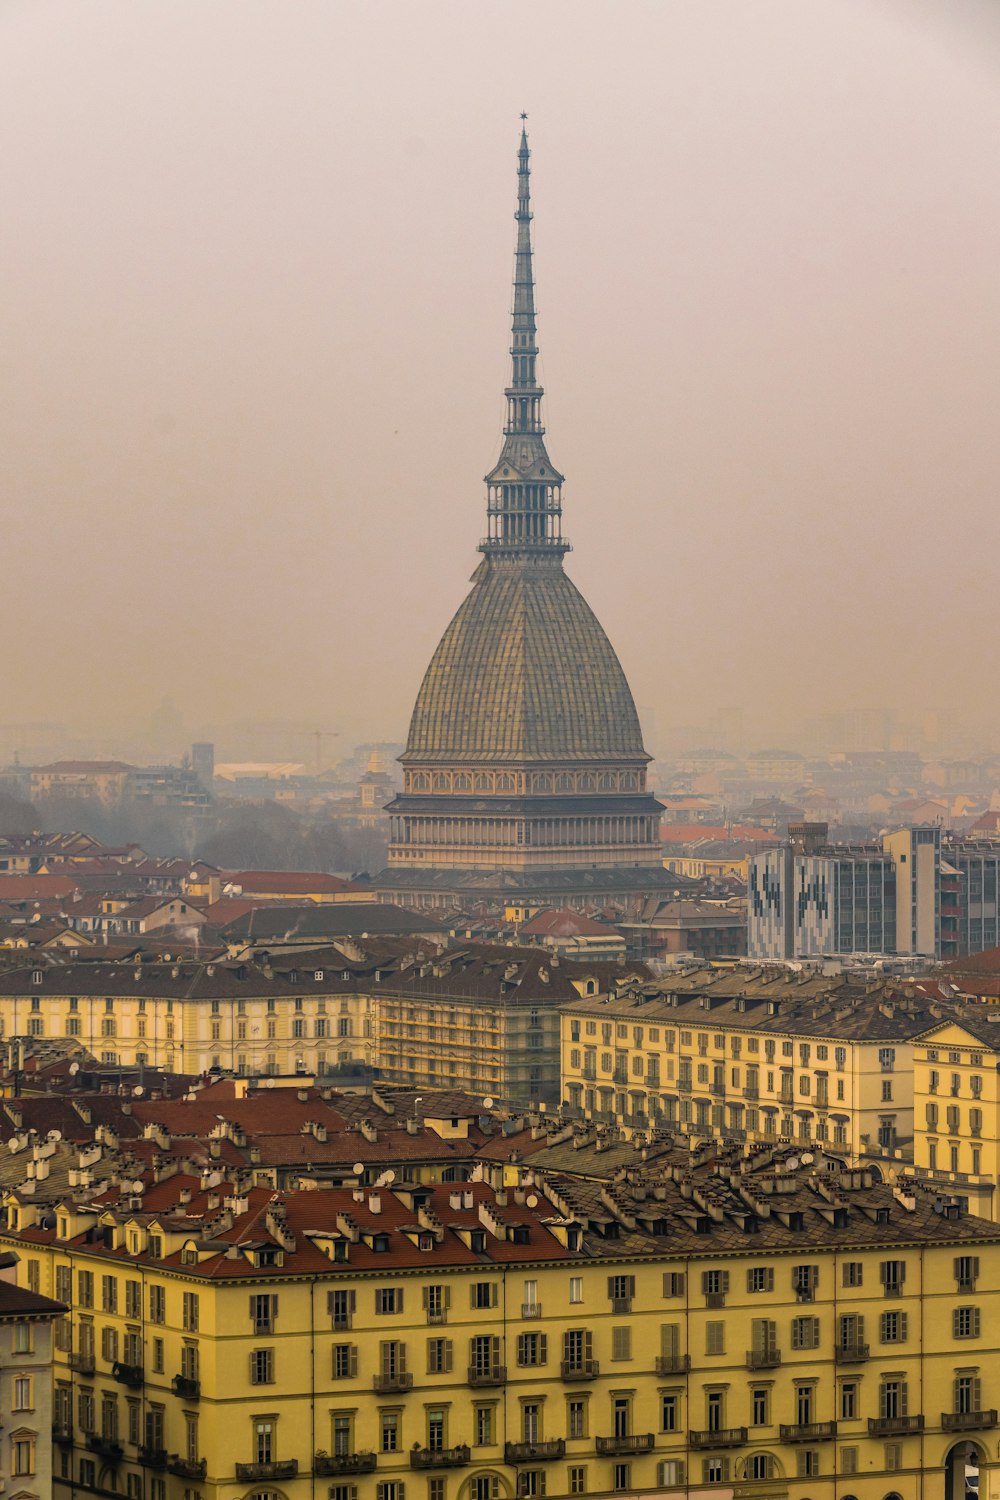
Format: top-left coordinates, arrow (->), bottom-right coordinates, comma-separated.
662,1323 -> 679,1356
444,1339 -> 453,1372
607,1276 -> 615,1297
349,1290 -> 356,1312
701,1271 -> 710,1294
398,1342 -> 407,1374
398,1486 -> 406,1500
721,1271 -> 730,1293
857,1314 -> 865,1341
973,1307 -> 982,1337
766,1268 -> 774,1291
272,1294 -> 278,1316
627,1275 -> 636,1296
380,1341 -> 389,1373
746,1269 -> 755,1293
811,1317 -> 820,1346
443,1285 -> 451,1309
583,1330 -> 593,1360
349,1346 -> 358,1376
973,1257 -> 981,1280
538,1333 -> 547,1362
249,1294 -> 256,1318
900,1383 -> 908,1417
973,1374 -> 982,1408
953,1257 -> 961,1282
517,1334 -> 527,1365
422,1287 -> 429,1309
397,1288 -> 404,1314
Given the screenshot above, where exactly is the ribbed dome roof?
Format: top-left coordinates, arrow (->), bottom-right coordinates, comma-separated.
404,559 -> 648,764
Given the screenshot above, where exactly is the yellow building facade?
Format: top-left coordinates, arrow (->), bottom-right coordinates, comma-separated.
3,1168 -> 1000,1500
559,977 -> 941,1162
912,1015 -> 1000,1222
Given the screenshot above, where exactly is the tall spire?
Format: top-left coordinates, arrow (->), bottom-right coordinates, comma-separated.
481,121 -> 568,560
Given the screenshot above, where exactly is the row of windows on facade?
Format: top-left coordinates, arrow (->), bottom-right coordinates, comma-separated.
567,1019 -> 879,1072
47,1257 -> 978,1325
563,1091 -> 864,1146
928,1070 -> 986,1097
52,1464 -> 930,1500
568,1050 -> 866,1100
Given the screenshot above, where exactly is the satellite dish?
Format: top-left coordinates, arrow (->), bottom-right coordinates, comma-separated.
48,1129 -> 62,1142
383,1170 -> 396,1183
786,1157 -> 800,1171
526,1194 -> 538,1208
133,1086 -> 144,1098
265,1079 -> 276,1089
483,1097 -> 495,1110
800,1152 -> 814,1165
7,1138 -> 18,1152
68,1062 -> 80,1076
352,1162 -> 364,1176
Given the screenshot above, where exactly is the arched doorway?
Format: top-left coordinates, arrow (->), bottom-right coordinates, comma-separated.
945,1440 -> 985,1500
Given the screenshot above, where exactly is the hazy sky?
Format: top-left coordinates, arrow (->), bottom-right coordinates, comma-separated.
4,0 -> 1000,758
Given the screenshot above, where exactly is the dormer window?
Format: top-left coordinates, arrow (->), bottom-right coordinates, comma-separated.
59,1218 -> 69,1240
419,1234 -> 434,1252
372,1234 -> 390,1254
471,1230 -> 486,1253
314,970 -> 324,982
31,971 -> 42,986
148,1235 -> 162,1259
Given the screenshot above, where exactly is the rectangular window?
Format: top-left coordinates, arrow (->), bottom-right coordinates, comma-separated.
250,1294 -> 278,1333
250,1348 -> 274,1385
843,1261 -> 862,1288
954,1306 -> 981,1339
376,1287 -> 403,1315
705,1321 -> 725,1355
182,1291 -> 199,1332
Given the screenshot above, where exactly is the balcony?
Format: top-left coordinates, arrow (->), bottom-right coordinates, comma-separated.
689,1427 -> 748,1450
705,1292 -> 726,1308
172,1374 -> 200,1401
746,1349 -> 782,1370
138,1446 -> 168,1470
167,1457 -> 208,1480
868,1416 -> 924,1437
87,1435 -> 124,1462
710,1083 -> 725,1097
942,1411 -> 998,1432
468,1364 -> 506,1387
111,1361 -> 144,1389
505,1440 -> 566,1464
656,1354 -> 691,1375
53,1422 -> 74,1446
235,1461 -> 299,1482
316,1452 -> 378,1475
69,1352 -> 96,1375
426,1309 -> 447,1325
561,1359 -> 600,1381
835,1343 -> 870,1364
596,1434 -> 655,1456
610,1297 -> 632,1314
373,1372 -> 413,1394
780,1421 -> 837,1443
411,1445 -> 471,1469
743,1087 -> 760,1101
521,1302 -> 542,1319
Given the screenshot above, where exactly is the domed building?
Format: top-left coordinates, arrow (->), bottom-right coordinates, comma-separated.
380,126 -> 667,910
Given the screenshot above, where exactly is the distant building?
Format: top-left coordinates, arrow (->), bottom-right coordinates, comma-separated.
516,907 -> 627,964
190,740 -> 215,789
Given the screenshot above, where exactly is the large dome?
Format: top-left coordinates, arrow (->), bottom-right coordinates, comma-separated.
403,557 -> 648,765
